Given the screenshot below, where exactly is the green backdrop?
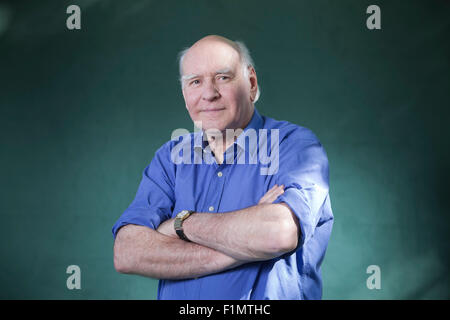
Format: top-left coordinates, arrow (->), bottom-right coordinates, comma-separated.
0,0 -> 449,299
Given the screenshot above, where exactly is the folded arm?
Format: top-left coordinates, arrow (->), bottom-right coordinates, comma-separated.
159,201 -> 300,261
114,224 -> 245,280
113,185 -> 298,279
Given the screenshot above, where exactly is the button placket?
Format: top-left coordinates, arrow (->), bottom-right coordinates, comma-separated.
203,166 -> 224,213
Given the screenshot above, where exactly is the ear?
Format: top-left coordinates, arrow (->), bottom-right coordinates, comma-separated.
248,66 -> 258,102
182,88 -> 189,110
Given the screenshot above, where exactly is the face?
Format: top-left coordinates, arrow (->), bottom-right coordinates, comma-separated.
181,39 -> 258,133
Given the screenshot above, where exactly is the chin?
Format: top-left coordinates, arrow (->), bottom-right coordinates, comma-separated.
202,124 -> 226,133
197,118 -> 226,131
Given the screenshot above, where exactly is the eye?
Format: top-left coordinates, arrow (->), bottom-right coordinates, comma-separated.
218,75 -> 229,81
190,79 -> 200,86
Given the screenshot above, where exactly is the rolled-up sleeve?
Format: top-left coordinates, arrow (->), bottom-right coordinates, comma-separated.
112,143 -> 175,239
273,136 -> 330,247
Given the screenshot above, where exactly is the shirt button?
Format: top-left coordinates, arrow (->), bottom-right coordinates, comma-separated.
208,206 -> 214,212
217,171 -> 223,177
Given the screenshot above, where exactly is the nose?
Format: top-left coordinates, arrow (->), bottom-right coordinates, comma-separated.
202,79 -> 220,101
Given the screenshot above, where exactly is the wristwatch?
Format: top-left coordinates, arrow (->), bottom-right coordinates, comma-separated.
174,210 -> 194,242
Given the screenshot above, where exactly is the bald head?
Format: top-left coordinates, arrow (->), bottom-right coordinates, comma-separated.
178,35 -> 260,103
191,35 -> 240,54
181,35 -> 240,74
178,35 -> 260,135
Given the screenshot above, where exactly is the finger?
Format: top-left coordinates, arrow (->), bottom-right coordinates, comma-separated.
265,185 -> 284,199
261,184 -> 279,200
269,185 -> 284,196
270,186 -> 285,200
268,184 -> 283,194
259,185 -> 284,204
264,188 -> 284,203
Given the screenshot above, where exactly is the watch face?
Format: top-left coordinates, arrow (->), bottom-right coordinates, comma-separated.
178,210 -> 189,218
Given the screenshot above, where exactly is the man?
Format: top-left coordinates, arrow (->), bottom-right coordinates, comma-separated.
112,35 -> 333,300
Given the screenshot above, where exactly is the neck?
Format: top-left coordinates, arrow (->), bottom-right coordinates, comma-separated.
205,106 -> 255,161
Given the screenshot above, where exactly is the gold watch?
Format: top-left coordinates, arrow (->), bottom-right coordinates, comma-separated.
174,210 -> 194,241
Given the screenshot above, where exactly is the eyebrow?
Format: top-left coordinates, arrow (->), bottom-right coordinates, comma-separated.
181,68 -> 234,82
215,68 -> 232,74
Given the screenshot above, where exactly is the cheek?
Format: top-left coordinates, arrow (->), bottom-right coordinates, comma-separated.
227,81 -> 248,100
220,86 -> 240,104
236,83 -> 250,101
183,90 -> 200,109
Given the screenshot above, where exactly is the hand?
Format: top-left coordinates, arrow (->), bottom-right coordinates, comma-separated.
157,218 -> 178,238
258,184 -> 284,205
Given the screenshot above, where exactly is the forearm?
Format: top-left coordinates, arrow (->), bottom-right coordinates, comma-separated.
183,203 -> 299,261
114,224 -> 244,280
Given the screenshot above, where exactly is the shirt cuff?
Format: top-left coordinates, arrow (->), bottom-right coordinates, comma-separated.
273,187 -> 318,247
111,209 -> 159,239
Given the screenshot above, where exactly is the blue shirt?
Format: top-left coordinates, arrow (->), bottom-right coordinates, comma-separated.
112,108 -> 333,300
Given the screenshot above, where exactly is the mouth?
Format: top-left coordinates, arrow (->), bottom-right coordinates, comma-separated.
201,107 -> 225,113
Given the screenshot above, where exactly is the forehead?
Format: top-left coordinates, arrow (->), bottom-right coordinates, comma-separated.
182,41 -> 241,76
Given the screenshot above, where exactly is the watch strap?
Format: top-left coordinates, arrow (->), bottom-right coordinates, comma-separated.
175,229 -> 190,242
174,210 -> 194,242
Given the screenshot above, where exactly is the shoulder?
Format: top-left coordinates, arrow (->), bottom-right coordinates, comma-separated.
261,113 -> 321,146
261,113 -> 330,174
154,131 -> 196,157
143,134 -> 191,182
150,131 -> 197,174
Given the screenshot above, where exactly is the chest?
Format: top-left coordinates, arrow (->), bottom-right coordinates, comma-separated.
171,162 -> 275,216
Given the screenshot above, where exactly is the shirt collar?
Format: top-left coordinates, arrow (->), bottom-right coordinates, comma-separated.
194,107 -> 264,158
235,107 -> 264,157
